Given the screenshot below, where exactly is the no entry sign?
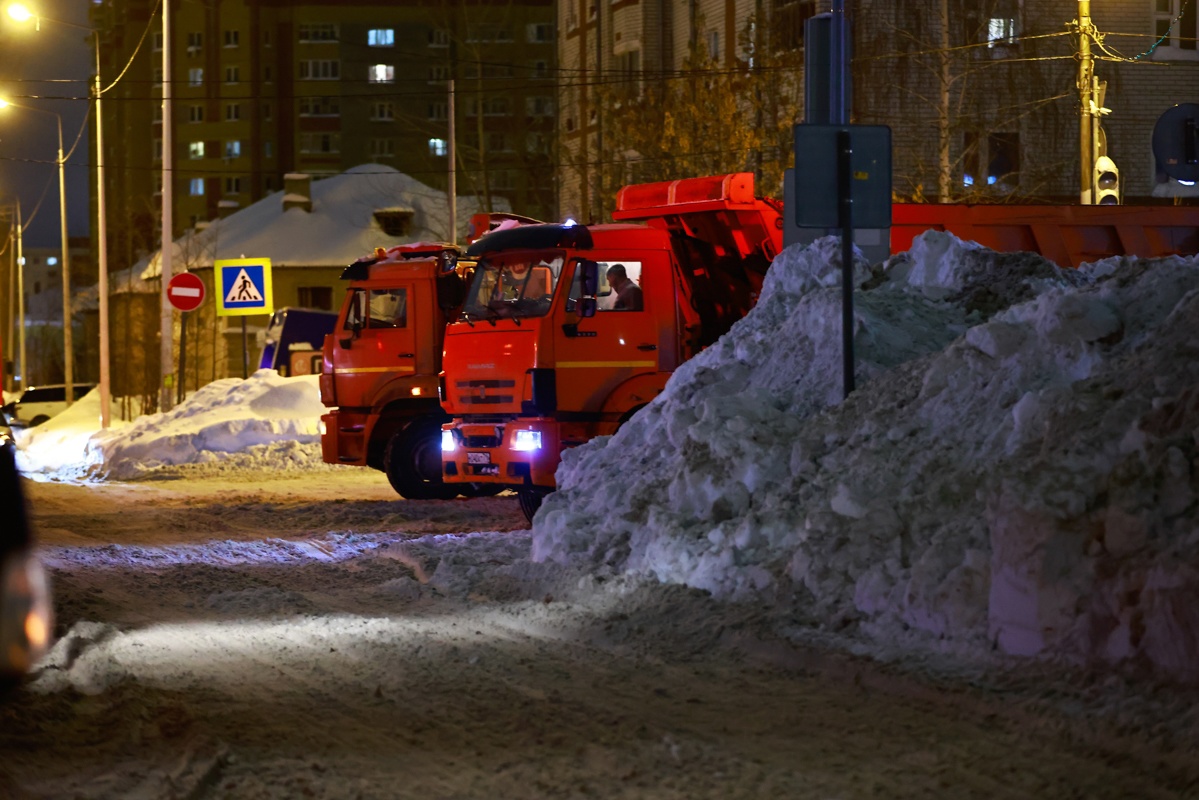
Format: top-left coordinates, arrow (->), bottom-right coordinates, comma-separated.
167,271 -> 206,312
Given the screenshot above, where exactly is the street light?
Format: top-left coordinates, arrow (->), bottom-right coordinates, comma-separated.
6,1 -> 111,425
0,96 -> 74,406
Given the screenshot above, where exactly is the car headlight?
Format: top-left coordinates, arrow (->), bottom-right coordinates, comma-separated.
512,430 -> 542,452
1,549 -> 54,681
441,429 -> 457,452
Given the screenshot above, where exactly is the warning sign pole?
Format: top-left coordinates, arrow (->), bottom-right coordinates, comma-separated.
242,318 -> 249,379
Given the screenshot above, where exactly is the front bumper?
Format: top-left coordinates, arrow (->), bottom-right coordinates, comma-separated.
442,418 -> 561,489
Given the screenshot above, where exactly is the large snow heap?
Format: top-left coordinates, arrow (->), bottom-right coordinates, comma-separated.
534,232 -> 1199,681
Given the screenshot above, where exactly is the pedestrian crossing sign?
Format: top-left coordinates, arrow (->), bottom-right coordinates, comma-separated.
215,258 -> 273,317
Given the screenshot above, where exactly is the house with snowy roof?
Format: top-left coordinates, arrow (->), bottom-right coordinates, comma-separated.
112,164 -> 510,398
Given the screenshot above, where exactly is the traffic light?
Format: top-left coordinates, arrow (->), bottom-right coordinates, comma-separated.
1094,155 -> 1121,205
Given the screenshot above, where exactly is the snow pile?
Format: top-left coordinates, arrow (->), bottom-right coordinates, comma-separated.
534,232 -> 1199,681
17,370 -> 327,480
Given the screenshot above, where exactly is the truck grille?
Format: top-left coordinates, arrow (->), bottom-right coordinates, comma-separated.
463,433 -> 503,448
456,379 -> 516,406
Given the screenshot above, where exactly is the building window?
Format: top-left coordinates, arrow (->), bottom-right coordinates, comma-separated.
263,103 -> 273,121
491,170 -> 516,190
224,177 -> 242,194
153,31 -> 163,51
264,140 -> 273,158
152,105 -> 163,123
962,131 -> 1020,189
224,30 -> 240,47
370,101 -> 395,121
1154,0 -> 1198,54
298,96 -> 340,116
188,68 -> 203,86
428,102 -> 447,121
373,211 -> 413,237
429,138 -> 448,156
186,31 -> 202,51
298,23 -> 338,42
263,29 -> 271,47
299,133 -> 340,153
189,178 -> 205,196
527,23 -> 552,43
188,105 -> 204,123
368,64 -> 395,83
369,138 -> 396,158
707,30 -> 719,60
526,96 -> 554,116
467,97 -> 511,117
299,60 -> 340,80
298,286 -> 334,310
154,138 -> 163,162
225,66 -> 240,83
530,59 -> 550,79
264,66 -> 273,82
188,141 -> 204,159
429,28 -> 450,48
368,28 -> 394,47
487,132 -> 511,152
428,65 -> 450,83
225,103 -> 241,121
225,140 -> 242,158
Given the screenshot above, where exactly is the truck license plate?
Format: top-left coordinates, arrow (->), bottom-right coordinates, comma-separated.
467,452 -> 491,465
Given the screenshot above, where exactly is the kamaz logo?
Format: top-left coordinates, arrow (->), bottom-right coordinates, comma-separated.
467,363 -> 496,370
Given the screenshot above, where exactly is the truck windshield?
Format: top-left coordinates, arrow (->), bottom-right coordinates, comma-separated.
462,253 -> 564,321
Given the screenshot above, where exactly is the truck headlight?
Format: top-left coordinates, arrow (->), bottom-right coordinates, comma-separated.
441,430 -> 457,452
512,430 -> 542,452
318,420 -> 327,436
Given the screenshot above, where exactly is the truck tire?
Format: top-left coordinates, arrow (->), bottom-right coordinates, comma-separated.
384,420 -> 456,500
517,488 -> 549,523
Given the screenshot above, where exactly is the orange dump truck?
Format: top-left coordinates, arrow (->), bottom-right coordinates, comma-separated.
439,173 -> 784,520
318,242 -> 499,500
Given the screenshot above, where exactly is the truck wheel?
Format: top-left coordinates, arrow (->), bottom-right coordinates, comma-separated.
462,484 -> 504,498
517,488 -> 549,523
384,421 -> 456,500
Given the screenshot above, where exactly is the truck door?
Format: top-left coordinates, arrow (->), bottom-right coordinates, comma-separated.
329,285 -> 419,405
554,253 -> 671,423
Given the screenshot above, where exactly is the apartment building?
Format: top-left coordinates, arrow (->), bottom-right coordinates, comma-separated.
91,0 -> 556,272
557,0 -> 1198,218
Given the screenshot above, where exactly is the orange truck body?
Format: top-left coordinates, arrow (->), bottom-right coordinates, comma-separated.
891,203 -> 1199,268
318,242 -> 485,499
439,173 -> 784,519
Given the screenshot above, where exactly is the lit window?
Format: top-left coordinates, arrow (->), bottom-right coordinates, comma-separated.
225,140 -> 241,158
189,178 -> 205,196
188,68 -> 203,86
368,64 -> 395,84
428,138 -> 448,156
188,141 -> 205,159
368,28 -> 394,47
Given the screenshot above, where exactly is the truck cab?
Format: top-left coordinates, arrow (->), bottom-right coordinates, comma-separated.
319,242 -> 481,499
440,173 -> 783,519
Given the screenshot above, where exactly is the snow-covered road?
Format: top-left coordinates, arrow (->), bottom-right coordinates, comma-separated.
2,469 -> 1195,799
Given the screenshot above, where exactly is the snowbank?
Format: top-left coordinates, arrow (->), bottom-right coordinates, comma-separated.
534,232 -> 1199,682
16,370 -> 327,481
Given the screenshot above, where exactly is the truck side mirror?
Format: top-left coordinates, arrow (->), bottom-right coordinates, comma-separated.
579,259 -> 599,295
577,297 -> 597,318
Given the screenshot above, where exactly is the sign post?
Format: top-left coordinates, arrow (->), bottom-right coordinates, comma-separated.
215,258 -> 273,379
167,272 -> 206,402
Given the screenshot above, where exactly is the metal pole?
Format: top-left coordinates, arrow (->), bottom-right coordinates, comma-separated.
95,38 -> 111,427
1078,0 -> 1094,204
838,129 -> 855,399
17,201 -> 25,389
57,116 -> 73,405
160,0 -> 175,411
448,79 -> 456,242
5,209 -> 13,393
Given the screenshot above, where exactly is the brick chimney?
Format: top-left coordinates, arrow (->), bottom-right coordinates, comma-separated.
283,173 -> 313,213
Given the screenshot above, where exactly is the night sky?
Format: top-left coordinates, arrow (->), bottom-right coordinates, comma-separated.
0,1 -> 93,249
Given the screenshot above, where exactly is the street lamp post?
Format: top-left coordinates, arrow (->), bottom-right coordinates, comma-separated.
0,97 -> 73,404
7,2 -> 111,424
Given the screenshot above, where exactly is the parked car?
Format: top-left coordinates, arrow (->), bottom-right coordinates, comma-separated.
0,444 -> 52,691
1,383 -> 96,428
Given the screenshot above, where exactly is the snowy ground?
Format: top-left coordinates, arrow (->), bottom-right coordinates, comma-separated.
2,233 -> 1198,797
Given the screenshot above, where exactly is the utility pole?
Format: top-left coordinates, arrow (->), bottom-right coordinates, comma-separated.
448,78 -> 456,242
1077,0 -> 1094,204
